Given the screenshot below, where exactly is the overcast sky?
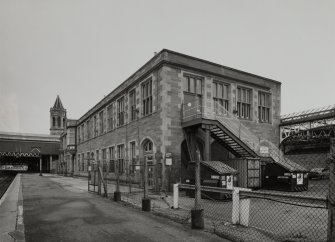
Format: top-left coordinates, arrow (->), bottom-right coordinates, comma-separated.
1,0 -> 334,134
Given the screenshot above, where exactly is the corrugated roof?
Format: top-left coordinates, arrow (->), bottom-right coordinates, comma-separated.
201,161 -> 238,175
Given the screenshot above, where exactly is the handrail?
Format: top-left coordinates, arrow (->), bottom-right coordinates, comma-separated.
182,101 -> 307,171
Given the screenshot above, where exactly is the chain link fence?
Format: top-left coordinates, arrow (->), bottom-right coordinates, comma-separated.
173,150 -> 332,242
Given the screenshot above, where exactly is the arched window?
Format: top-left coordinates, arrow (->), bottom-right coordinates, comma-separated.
57,117 -> 61,127
53,117 -> 56,127
143,140 -> 153,153
63,118 -> 66,128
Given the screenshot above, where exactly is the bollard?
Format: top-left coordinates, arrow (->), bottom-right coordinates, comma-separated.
142,198 -> 151,211
114,191 -> 121,202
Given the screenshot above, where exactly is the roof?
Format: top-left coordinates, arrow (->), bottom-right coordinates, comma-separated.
201,161 -> 238,175
0,131 -> 60,142
76,49 -> 281,125
281,104 -> 335,125
52,95 -> 64,110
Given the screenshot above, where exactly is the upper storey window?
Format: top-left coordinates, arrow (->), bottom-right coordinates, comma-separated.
129,90 -> 137,121
142,79 -> 152,116
117,97 -> 125,126
184,75 -> 202,95
258,92 -> 271,123
237,87 -> 251,120
107,104 -> 113,131
99,110 -> 104,135
213,81 -> 229,113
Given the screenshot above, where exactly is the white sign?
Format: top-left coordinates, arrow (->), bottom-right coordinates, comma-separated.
226,175 -> 233,189
260,146 -> 269,155
297,173 -> 303,185
166,158 -> 172,166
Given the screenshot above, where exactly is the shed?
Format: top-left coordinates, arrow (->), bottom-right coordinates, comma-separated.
184,161 -> 238,199
262,157 -> 309,192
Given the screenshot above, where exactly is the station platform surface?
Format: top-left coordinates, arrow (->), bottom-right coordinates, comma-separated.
1,173 -> 228,242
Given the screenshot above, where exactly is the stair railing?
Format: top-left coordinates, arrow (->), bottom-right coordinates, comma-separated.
182,101 -> 306,171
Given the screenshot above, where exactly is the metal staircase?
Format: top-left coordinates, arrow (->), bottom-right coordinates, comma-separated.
182,101 -> 307,172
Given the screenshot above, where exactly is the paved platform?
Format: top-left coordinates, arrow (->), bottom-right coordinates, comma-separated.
0,174 -> 25,242
19,174 -> 228,242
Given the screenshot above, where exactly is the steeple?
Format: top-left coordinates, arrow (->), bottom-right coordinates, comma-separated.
50,95 -> 67,136
53,95 -> 64,109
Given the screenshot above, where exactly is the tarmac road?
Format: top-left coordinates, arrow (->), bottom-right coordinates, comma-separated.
21,174 -> 228,242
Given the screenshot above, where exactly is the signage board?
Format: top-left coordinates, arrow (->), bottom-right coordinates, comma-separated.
211,175 -> 220,180
297,173 -> 303,185
165,152 -> 172,166
226,175 -> 233,189
260,146 -> 269,155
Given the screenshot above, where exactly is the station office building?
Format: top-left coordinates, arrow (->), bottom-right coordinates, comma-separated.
60,49 -> 282,191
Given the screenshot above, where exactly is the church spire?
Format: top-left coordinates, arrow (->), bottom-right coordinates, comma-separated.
53,95 -> 64,110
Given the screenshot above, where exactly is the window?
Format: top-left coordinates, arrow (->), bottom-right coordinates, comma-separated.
117,97 -> 125,126
94,115 -> 97,137
96,150 -> 99,163
144,140 -> 153,153
130,141 -> 136,173
78,154 -> 81,171
81,153 -> 85,171
142,79 -> 153,116
102,148 -> 107,172
99,111 -> 104,135
109,146 -> 115,173
258,92 -> 271,123
117,144 -> 125,174
57,117 -> 61,127
81,124 -> 85,142
87,152 -> 90,167
129,90 -> 137,121
78,126 -> 81,143
213,82 -> 229,114
237,87 -> 251,119
184,75 -> 202,95
86,120 -> 90,139
53,117 -> 56,127
107,104 -> 113,131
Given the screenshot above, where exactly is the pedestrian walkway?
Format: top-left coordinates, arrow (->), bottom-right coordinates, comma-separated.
0,174 -> 25,242
21,174 -> 229,242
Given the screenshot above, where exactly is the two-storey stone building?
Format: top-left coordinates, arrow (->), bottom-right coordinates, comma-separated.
59,49 -> 298,191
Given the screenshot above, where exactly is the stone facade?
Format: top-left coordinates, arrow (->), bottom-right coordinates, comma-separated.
62,49 -> 281,191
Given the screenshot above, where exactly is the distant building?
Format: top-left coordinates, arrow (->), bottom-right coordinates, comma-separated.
59,49 -> 299,191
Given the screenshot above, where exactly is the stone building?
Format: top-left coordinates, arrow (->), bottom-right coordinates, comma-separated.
61,49 -> 287,191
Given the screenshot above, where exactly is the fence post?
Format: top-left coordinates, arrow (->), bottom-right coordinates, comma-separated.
328,138 -> 335,241
191,149 -> 204,229
232,187 -> 251,226
232,188 -> 240,224
114,159 -> 121,201
173,184 -> 179,209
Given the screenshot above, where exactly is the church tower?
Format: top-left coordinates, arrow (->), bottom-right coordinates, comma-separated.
50,95 -> 67,136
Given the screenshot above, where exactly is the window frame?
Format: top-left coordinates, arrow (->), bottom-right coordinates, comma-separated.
236,86 -> 252,120
213,81 -> 230,113
117,97 -> 125,127
141,79 -> 153,117
129,89 -> 137,121
183,74 -> 203,96
117,144 -> 125,174
258,91 -> 271,123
